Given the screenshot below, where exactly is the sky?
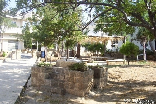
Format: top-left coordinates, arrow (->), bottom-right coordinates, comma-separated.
8,0 -> 16,8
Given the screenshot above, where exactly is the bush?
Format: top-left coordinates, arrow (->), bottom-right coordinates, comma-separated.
37,62 -> 51,67
119,42 -> 139,65
68,62 -> 88,72
119,42 -> 139,57
82,43 -> 105,55
2,52 -> 7,57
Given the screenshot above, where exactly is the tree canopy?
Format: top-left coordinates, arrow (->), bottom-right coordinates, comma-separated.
21,3 -> 85,48
0,0 -> 9,29
8,0 -> 156,41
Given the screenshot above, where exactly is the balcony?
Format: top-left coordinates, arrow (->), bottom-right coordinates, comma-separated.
3,28 -> 22,34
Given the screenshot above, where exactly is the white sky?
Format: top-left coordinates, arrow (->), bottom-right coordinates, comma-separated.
8,0 -> 16,8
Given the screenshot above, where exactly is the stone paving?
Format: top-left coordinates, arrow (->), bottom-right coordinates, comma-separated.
0,53 -> 36,104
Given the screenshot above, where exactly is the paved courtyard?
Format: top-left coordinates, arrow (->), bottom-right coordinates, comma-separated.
0,53 -> 36,104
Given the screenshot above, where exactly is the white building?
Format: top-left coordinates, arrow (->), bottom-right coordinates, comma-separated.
87,23 -> 156,52
0,13 -> 31,52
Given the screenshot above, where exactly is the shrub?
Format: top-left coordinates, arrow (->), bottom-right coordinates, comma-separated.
82,43 -> 105,55
119,42 -> 139,65
37,62 -> 51,67
2,52 -> 7,57
68,62 -> 88,72
120,42 -> 139,57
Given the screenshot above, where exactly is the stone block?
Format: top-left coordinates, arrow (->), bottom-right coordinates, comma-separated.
37,77 -> 45,85
75,71 -> 84,77
66,76 -> 75,83
74,90 -> 85,97
58,81 -> 64,88
31,78 -> 38,87
93,68 -> 101,79
58,74 -> 65,80
75,77 -> 84,83
45,79 -> 51,86
64,69 -> 93,96
40,86 -> 52,96
64,70 -> 70,78
31,72 -> 38,79
38,73 -> 46,78
31,67 -> 38,73
51,80 -> 59,87
64,82 -> 70,89
56,59 -> 80,67
51,88 -> 64,94
92,67 -> 108,89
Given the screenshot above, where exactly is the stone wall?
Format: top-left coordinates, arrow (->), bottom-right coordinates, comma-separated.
64,69 -> 93,96
31,66 -> 94,96
92,67 -> 108,89
31,66 -> 108,96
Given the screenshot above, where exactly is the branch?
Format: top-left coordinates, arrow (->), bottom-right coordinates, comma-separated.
130,12 -> 150,27
82,8 -> 113,30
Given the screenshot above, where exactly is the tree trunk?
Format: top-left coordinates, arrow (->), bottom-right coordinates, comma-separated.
76,43 -> 80,58
127,56 -> 130,65
143,41 -> 146,61
67,46 -> 69,60
57,45 -> 60,60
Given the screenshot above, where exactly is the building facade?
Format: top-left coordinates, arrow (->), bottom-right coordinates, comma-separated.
0,13 -> 31,52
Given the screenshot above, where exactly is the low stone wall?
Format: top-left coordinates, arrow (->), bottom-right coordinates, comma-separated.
31,66 -> 108,96
64,69 -> 93,96
92,67 -> 108,89
31,66 -> 94,96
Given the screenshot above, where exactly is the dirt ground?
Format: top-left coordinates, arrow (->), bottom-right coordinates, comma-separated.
17,61 -> 156,104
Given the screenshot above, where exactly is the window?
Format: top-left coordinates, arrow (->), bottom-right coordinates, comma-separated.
12,21 -> 16,25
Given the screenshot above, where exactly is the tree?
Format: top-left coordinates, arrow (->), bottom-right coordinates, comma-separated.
0,0 -> 8,27
20,3 -> 86,59
21,23 -> 32,49
93,1 -> 156,41
83,42 -> 105,56
119,42 -> 139,65
135,27 -> 155,60
13,1 -> 156,40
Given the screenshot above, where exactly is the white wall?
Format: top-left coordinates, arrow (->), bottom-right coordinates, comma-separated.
2,40 -> 8,51
18,41 -> 24,50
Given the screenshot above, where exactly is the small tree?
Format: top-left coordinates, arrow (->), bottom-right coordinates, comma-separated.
119,42 -> 139,65
83,42 -> 105,56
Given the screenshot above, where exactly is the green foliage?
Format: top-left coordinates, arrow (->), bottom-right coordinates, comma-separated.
88,65 -> 103,69
21,23 -> 32,49
68,63 -> 88,72
83,42 -> 105,55
93,1 -> 156,39
2,51 -> 6,57
37,62 -> 51,67
13,0 -> 156,41
119,42 -> 139,57
139,49 -> 154,55
65,39 -> 76,49
23,4 -> 85,47
0,0 -> 8,27
136,27 -> 154,41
